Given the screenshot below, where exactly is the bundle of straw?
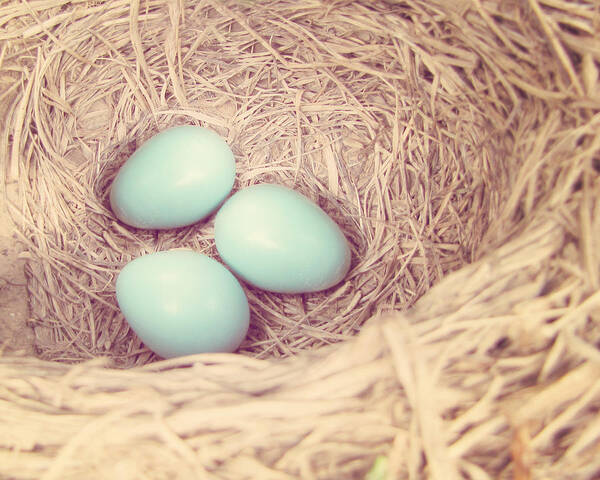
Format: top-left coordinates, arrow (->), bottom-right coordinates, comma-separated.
1,0 -> 599,478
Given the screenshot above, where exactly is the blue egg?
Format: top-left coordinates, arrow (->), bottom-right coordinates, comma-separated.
215,184 -> 351,293
116,250 -> 249,358
110,126 -> 235,229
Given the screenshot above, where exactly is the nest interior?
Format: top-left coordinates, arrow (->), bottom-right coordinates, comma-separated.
6,0 -> 512,365
1,1 -> 600,479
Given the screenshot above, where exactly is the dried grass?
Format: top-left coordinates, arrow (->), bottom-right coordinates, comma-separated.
1,0 -> 599,478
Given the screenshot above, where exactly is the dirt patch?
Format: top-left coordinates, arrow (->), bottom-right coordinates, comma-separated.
0,183 -> 34,356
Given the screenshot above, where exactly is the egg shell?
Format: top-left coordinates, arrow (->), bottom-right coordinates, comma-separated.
116,250 -> 249,358
110,125 -> 235,229
215,184 -> 351,294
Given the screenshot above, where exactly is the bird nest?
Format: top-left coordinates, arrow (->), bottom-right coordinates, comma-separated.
1,1 -> 599,478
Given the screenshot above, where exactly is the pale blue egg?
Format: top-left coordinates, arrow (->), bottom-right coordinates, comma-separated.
115,250 -> 249,358
110,125 -> 235,229
214,184 -> 351,293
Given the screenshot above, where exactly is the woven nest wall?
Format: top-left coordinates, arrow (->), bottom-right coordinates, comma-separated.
1,0 -> 599,479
